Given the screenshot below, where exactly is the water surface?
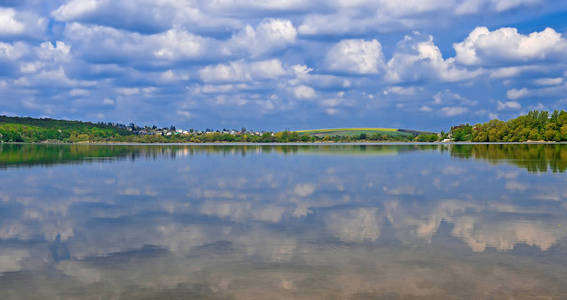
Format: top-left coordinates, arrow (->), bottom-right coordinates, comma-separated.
1,144 -> 567,299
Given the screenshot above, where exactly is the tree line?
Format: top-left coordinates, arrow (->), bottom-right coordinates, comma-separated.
3,110 -> 567,144
450,110 -> 567,142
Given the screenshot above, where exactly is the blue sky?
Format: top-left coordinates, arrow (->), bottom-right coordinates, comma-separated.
1,1 -> 567,131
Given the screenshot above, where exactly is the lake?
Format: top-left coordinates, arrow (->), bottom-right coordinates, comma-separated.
1,143 -> 567,299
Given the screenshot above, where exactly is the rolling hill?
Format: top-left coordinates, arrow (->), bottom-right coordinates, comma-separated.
295,128 -> 431,139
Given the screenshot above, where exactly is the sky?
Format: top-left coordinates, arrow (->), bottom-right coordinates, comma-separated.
1,1 -> 567,131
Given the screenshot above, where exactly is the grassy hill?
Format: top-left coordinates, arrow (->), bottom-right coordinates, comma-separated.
296,128 -> 425,139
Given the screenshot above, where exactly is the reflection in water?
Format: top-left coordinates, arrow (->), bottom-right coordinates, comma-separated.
2,143 -> 567,173
1,144 -> 567,298
451,143 -> 567,173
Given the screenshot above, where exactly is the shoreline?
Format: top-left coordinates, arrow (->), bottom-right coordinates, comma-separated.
3,141 -> 567,146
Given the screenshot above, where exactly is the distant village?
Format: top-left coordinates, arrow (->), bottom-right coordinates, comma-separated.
124,123 -> 275,137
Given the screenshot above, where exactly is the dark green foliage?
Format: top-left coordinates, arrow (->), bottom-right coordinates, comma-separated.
415,134 -> 439,142
0,115 -> 132,143
451,110 -> 567,142
451,124 -> 473,141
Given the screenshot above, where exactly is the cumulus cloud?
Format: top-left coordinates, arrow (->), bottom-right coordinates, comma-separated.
293,184 -> 315,197
325,39 -> 385,74
63,23 -> 219,65
0,7 -> 46,38
52,0 -> 176,34
15,67 -> 95,88
292,85 -> 316,100
497,100 -> 521,110
383,86 -> 420,96
441,106 -> 468,116
386,33 -> 481,83
506,83 -> 567,102
454,27 -> 567,66
229,18 -> 297,57
199,59 -> 287,83
0,41 -> 28,61
298,0 -> 527,36
0,8 -> 25,36
506,88 -> 529,99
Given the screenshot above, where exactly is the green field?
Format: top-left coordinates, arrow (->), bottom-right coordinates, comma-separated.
295,128 -> 415,138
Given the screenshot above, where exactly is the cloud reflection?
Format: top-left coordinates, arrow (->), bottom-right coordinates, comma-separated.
1,144 -> 567,297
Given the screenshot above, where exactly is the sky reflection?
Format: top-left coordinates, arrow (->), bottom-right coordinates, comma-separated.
1,144 -> 567,298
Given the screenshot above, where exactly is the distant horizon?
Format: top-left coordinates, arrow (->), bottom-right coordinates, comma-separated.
0,112 -> 558,133
0,114 -> 429,132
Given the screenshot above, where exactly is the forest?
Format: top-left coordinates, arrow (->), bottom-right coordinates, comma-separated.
450,110 -> 567,142
0,116 -> 132,143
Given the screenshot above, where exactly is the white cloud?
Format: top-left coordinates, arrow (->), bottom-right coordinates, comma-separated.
0,41 -> 28,61
177,110 -> 193,119
204,0 -> 309,14
116,88 -> 140,96
14,67 -> 95,88
70,89 -> 91,96
229,18 -> 297,57
387,33 -> 481,83
293,85 -> 316,100
533,77 -> 563,86
199,59 -> 287,83
383,86 -> 419,96
505,83 -> 567,101
489,65 -> 543,78
497,100 -> 521,110
325,39 -> 384,74
64,23 -> 217,64
433,90 -> 477,106
456,0 -> 542,14
506,88 -> 529,99
52,0 -> 176,34
52,0 -> 99,20
490,0 -> 542,12
102,97 -> 114,105
152,30 -> 205,60
0,8 -> 46,38
293,184 -> 315,197
441,106 -> 468,116
297,0 -> 466,36
0,8 -> 25,35
455,27 -> 567,66
37,41 -> 71,62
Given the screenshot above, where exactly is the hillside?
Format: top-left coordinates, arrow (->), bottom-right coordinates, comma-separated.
0,116 -> 132,143
0,116 -> 437,143
296,128 -> 433,141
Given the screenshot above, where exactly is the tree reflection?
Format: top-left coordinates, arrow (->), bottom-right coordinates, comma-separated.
2,143 -> 567,173
451,144 -> 567,173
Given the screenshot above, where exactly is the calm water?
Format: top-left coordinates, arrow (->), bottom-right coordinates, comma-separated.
1,143 -> 567,299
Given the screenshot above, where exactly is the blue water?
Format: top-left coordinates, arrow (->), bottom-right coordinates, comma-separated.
0,144 -> 566,299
